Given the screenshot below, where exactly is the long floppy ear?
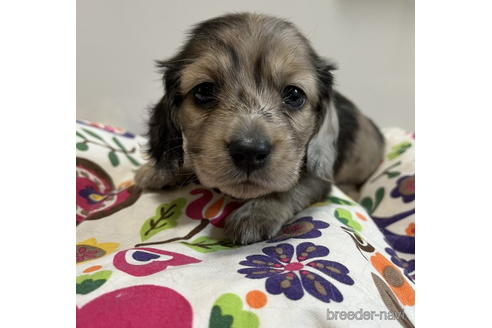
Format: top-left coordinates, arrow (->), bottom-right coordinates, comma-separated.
147,59 -> 184,172
306,60 -> 339,182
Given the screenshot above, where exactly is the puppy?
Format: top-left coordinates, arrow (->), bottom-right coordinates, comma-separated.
135,13 -> 385,244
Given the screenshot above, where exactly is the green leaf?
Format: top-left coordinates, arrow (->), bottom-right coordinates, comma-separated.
76,270 -> 112,284
82,128 -> 104,141
211,294 -> 259,328
108,151 -> 119,166
112,136 -> 141,166
328,196 -> 355,205
125,154 -> 141,166
335,208 -> 362,231
140,198 -> 187,241
374,187 -> 385,213
76,270 -> 112,295
387,142 -> 412,160
360,197 -> 374,214
76,142 -> 88,151
386,171 -> 400,178
181,236 -> 236,253
209,306 -> 233,328
112,136 -> 126,151
76,279 -> 106,295
387,153 -> 397,160
76,131 -> 85,139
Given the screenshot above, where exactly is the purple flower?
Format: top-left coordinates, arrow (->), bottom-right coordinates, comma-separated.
390,175 -> 415,203
268,216 -> 329,242
238,242 -> 354,303
385,247 -> 415,282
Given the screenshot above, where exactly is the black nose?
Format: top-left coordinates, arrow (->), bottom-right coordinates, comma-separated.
228,138 -> 272,173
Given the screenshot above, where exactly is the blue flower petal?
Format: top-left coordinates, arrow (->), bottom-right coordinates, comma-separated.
263,243 -> 294,264
239,254 -> 283,268
265,272 -> 304,300
296,242 -> 329,262
312,219 -> 330,230
300,269 -> 344,303
306,260 -> 354,285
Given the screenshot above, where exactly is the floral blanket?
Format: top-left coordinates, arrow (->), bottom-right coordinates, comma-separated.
76,120 -> 415,328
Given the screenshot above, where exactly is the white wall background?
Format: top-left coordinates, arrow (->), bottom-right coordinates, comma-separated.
77,0 -> 414,135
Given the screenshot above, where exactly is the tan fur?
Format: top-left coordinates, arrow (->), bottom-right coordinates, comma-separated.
335,114 -> 384,189
136,13 -> 385,244
178,15 -> 320,199
135,160 -> 194,189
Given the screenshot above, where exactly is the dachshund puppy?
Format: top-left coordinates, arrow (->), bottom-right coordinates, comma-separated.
135,13 -> 385,244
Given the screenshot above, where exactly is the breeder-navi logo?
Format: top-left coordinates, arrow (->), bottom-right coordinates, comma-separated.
327,308 -> 406,321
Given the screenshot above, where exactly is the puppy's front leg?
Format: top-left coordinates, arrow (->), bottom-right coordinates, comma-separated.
135,161 -> 195,190
225,173 -> 331,244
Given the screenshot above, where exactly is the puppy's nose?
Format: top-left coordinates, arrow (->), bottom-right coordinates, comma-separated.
228,138 -> 272,172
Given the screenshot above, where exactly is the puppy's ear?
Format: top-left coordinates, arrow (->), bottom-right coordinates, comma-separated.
306,60 -> 339,182
147,59 -> 184,172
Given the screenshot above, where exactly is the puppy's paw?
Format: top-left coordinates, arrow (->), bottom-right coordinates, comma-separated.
224,201 -> 286,245
134,162 -> 176,190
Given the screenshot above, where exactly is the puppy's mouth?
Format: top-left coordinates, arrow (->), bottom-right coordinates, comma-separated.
217,178 -> 273,199
187,137 -> 301,199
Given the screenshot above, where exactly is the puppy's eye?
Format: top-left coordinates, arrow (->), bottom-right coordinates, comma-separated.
281,85 -> 306,109
192,82 -> 217,106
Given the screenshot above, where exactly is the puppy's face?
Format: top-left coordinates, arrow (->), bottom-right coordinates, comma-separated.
152,14 -> 334,199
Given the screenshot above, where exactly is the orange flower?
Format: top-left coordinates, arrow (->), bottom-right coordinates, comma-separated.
370,252 -> 414,306
246,290 -> 268,309
356,212 -> 368,221
405,223 -> 415,236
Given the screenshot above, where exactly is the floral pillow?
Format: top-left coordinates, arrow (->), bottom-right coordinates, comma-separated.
359,127 -> 415,281
76,120 -> 415,328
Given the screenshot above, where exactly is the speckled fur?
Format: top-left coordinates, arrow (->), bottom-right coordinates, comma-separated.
136,13 -> 385,244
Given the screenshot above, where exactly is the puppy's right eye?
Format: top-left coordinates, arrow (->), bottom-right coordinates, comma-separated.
282,85 -> 306,110
192,82 -> 217,106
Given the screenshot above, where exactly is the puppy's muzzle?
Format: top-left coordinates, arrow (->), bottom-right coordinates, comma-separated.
228,137 -> 272,173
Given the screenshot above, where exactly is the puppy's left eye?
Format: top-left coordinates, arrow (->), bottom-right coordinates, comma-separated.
192,82 -> 217,106
282,85 -> 306,109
